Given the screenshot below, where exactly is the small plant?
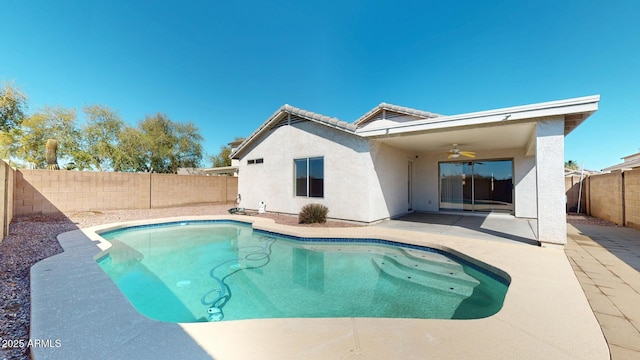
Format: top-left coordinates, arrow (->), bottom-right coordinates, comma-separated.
298,204 -> 329,224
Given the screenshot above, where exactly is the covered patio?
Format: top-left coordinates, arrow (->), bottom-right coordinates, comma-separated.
357,95 -> 600,247
375,212 -> 539,246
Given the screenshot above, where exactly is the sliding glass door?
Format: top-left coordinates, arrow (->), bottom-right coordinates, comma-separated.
439,160 -> 513,213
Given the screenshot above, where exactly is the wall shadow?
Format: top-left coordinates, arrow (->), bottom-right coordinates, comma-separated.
570,223 -> 640,273
389,212 -> 540,246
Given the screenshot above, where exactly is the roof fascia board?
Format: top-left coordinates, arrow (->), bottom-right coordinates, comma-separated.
230,108 -> 287,159
356,95 -> 600,137
231,105 -> 356,159
354,103 -> 439,126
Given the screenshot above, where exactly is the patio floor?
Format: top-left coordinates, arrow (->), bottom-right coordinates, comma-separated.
375,212 -> 539,246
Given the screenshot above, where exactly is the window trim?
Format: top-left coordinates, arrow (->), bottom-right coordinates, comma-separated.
294,156 -> 324,198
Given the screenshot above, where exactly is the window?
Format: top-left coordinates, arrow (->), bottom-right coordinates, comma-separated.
247,158 -> 263,165
294,157 -> 324,197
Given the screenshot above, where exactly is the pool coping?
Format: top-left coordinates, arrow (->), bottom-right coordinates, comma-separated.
30,215 -> 609,359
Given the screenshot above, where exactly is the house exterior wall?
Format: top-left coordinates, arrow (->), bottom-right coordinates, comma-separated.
412,153 -> 440,212
408,148 -> 537,218
237,121 -> 373,222
367,141 -> 413,221
514,153 -> 537,218
535,118 -> 567,246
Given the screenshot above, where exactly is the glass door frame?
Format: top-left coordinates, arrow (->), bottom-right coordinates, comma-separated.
438,158 -> 514,213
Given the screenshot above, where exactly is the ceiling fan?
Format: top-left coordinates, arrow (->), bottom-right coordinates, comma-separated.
446,144 -> 476,159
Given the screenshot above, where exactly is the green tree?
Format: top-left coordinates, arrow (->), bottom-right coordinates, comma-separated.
14,106 -> 80,169
173,122 -> 203,169
565,160 -> 579,170
115,114 -> 204,173
0,82 -> 28,133
79,105 -> 125,171
115,126 -> 148,172
209,137 -> 243,167
209,145 -> 232,167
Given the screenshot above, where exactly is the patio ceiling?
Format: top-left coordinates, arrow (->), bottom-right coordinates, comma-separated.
357,95 -> 600,155
368,121 -> 536,154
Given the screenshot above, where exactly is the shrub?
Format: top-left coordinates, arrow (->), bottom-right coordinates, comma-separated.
298,204 -> 329,224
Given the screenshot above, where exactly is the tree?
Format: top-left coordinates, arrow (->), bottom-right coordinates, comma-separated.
173,122 -> 203,169
115,114 -> 204,173
209,145 -> 232,167
209,137 -> 243,167
115,126 -> 148,172
0,82 -> 28,133
14,106 -> 80,169
79,105 -> 125,171
565,160 -> 580,170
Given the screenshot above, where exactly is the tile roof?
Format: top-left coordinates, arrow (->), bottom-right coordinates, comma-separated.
281,104 -> 357,132
601,157 -> 640,172
354,102 -> 440,126
230,104 -> 356,159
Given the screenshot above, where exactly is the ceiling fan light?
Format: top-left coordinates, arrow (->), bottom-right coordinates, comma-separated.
451,153 -> 460,158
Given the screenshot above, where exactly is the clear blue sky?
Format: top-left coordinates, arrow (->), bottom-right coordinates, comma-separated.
1,0 -> 638,170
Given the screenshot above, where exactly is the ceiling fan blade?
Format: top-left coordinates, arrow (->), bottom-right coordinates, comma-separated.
460,151 -> 476,158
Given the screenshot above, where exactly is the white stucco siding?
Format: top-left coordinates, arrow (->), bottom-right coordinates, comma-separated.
412,153 -> 441,212
237,121 -> 372,222
535,117 -> 567,246
368,141 -> 413,221
514,153 -> 537,218
409,148 -> 537,217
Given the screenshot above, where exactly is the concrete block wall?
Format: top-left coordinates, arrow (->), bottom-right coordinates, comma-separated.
624,168 -> 640,231
1,160 -> 16,242
150,174 -> 237,208
565,175 -> 587,213
588,171 -> 624,225
13,169 -> 238,217
15,170 -> 151,216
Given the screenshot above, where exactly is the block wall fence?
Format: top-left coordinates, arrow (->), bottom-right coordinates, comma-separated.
0,159 -> 238,243
0,160 -> 16,242
565,168 -> 640,231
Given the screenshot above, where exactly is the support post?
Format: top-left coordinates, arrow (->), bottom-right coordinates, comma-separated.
536,117 -> 567,247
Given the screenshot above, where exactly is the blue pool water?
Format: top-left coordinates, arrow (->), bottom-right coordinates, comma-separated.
96,221 -> 509,323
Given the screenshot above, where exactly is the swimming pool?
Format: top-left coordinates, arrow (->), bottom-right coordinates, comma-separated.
96,220 -> 509,323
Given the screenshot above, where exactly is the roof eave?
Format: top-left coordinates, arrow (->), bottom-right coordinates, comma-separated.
230,105 -> 356,159
354,102 -> 440,126
356,95 -> 600,138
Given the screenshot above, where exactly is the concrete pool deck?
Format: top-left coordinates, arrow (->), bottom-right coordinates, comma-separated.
30,215 -> 608,359
565,223 -> 640,360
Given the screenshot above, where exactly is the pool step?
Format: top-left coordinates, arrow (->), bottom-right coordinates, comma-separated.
371,256 -> 480,298
388,248 -> 462,271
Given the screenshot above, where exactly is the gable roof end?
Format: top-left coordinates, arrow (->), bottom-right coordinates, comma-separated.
354,102 -> 440,126
230,104 -> 356,159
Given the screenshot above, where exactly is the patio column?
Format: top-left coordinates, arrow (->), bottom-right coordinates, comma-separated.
535,117 -> 567,247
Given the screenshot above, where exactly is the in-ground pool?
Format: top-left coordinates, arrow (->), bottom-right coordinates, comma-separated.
96,220 -> 509,323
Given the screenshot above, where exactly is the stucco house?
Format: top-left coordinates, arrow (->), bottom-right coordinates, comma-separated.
601,151 -> 640,172
230,95 -> 600,247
